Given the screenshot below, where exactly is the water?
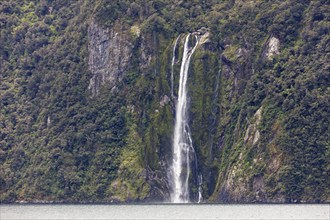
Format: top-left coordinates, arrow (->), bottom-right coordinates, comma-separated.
171,34 -> 199,203
197,174 -> 203,203
1,204 -> 329,220
171,35 -> 181,98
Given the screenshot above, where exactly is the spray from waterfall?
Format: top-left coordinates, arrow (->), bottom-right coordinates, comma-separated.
171,34 -> 199,203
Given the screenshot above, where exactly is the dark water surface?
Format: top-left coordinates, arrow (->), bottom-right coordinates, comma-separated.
1,204 -> 329,220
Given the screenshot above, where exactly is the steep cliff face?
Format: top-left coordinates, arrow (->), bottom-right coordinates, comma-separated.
215,106 -> 286,203
0,0 -> 329,203
88,20 -> 133,96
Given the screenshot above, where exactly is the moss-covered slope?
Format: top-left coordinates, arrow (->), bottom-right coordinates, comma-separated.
0,0 -> 328,203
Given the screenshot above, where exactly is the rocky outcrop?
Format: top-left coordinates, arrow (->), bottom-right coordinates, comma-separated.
263,36 -> 280,60
139,36 -> 153,70
159,95 -> 170,107
216,107 -> 266,203
88,20 -> 133,96
244,106 -> 262,146
215,105 -> 288,203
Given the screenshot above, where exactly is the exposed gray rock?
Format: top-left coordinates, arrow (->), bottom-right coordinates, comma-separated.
88,20 -> 133,96
236,48 -> 247,59
253,175 -> 265,201
160,95 -> 170,107
47,115 -> 51,128
146,165 -> 171,202
266,37 -> 280,59
244,106 -> 263,145
262,36 -> 280,60
140,36 -> 153,70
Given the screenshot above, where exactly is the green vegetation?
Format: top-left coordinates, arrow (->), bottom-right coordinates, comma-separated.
0,0 -> 329,203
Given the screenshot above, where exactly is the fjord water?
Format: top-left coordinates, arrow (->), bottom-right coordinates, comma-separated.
1,204 -> 329,220
171,34 -> 199,203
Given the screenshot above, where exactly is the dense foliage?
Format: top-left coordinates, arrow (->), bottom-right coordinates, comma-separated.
0,0 -> 329,203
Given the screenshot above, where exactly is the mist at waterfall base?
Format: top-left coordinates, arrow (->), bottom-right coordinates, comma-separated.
169,33 -> 202,203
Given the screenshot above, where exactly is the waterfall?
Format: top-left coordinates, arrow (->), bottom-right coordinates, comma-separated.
198,174 -> 203,203
171,35 -> 181,98
171,34 -> 199,203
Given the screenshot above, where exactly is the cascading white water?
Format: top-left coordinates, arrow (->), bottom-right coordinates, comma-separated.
171,34 -> 199,203
171,35 -> 181,98
197,174 -> 203,203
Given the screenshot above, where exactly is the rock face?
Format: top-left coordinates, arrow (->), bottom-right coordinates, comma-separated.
88,20 -> 133,96
218,107 -> 267,202
264,36 -> 280,60
244,107 -> 262,146
139,36 -> 153,70
159,95 -> 170,107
